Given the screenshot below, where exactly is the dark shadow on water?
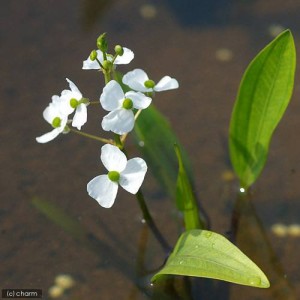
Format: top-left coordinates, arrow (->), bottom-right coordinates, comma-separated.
31,196 -> 231,299
230,191 -> 297,300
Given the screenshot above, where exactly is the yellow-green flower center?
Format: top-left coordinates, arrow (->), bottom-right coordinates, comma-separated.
52,117 -> 61,128
108,171 -> 120,182
70,98 -> 78,108
122,98 -> 133,110
144,79 -> 155,88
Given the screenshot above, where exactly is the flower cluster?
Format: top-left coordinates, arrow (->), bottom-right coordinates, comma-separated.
36,79 -> 88,143
36,33 -> 179,208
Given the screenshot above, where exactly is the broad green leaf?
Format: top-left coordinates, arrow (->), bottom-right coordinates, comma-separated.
152,229 -> 270,288
174,144 -> 204,230
229,30 -> 296,189
134,105 -> 193,199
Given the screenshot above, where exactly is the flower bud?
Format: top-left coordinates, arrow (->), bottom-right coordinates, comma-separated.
97,33 -> 108,52
102,59 -> 112,70
89,50 -> 97,61
114,45 -> 124,56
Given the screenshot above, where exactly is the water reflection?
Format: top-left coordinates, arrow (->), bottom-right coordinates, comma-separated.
231,191 -> 297,300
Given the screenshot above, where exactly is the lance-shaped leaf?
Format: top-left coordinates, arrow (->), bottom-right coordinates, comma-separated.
175,144 -> 205,230
152,229 -> 270,288
229,30 -> 296,189
134,105 -> 193,199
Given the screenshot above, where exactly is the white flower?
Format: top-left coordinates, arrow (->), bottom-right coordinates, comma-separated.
87,144 -> 147,208
122,68 -> 179,93
100,80 -> 151,134
36,100 -> 68,143
82,48 -> 134,70
59,78 -> 88,130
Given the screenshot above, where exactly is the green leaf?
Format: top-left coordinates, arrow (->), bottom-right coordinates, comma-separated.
134,105 -> 193,199
229,29 -> 296,189
151,229 -> 270,288
174,144 -> 204,230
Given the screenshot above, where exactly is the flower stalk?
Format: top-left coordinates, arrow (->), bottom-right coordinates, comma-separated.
135,190 -> 171,254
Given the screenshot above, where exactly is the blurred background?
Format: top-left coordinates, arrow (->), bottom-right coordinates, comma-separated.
1,0 -> 300,299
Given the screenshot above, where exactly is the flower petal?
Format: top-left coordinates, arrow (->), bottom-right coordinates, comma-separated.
82,50 -> 104,70
100,80 -> 124,111
122,69 -> 151,92
36,128 -> 62,143
102,109 -> 134,135
66,78 -> 82,98
119,158 -> 147,194
87,175 -> 119,208
72,103 -> 87,130
125,91 -> 152,109
114,47 -> 134,64
154,76 -> 179,92
101,144 -> 127,172
51,95 -> 61,105
43,102 -> 61,124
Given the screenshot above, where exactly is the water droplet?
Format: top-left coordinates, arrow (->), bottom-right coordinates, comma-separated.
150,283 -> 154,287
141,218 -> 146,224
248,277 -> 261,286
179,261 -> 184,265
239,187 -> 246,193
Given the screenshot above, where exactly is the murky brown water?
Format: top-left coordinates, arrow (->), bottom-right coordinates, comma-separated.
1,0 -> 300,299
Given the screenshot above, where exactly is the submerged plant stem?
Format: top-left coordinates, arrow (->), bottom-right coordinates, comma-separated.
71,128 -> 113,144
136,190 -> 171,254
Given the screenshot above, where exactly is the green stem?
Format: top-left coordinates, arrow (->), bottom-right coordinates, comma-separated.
136,190 -> 171,254
70,128 -> 113,144
114,134 -> 123,149
104,71 -> 111,84
95,58 -> 104,69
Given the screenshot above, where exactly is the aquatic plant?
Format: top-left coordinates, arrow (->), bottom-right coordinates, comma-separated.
36,30 -> 296,293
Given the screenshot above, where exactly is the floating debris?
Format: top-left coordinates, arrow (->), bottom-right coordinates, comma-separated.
271,223 -> 288,237
287,224 -> 300,237
140,4 -> 157,19
48,285 -> 64,298
55,274 -> 75,289
271,223 -> 300,237
221,170 -> 235,182
48,274 -> 76,298
215,48 -> 233,62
